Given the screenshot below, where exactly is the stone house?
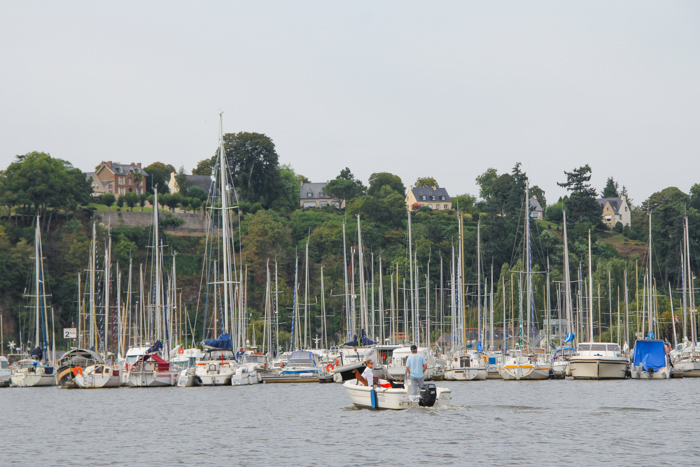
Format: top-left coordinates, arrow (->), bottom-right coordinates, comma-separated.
91,161 -> 148,198
596,196 -> 631,228
300,182 -> 342,209
405,186 -> 452,211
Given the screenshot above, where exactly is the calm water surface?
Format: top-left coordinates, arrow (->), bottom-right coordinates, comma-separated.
1,379 -> 697,466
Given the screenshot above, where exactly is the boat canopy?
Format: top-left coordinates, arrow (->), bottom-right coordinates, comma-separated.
360,329 -> 377,346
342,335 -> 358,347
147,341 -> 163,354
201,333 -> 233,351
289,350 -> 317,364
632,340 -> 666,371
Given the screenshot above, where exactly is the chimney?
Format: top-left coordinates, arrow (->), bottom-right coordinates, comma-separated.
106,161 -> 113,168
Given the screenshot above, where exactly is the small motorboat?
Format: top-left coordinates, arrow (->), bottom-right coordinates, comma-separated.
343,378 -> 451,410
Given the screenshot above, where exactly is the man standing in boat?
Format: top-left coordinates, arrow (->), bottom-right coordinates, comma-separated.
406,345 -> 427,397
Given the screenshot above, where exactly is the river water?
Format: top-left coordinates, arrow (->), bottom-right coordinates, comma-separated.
1,379 -> 697,466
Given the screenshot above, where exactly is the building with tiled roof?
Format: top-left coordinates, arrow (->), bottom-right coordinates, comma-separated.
93,161 -> 148,197
596,196 -> 631,228
405,185 -> 452,211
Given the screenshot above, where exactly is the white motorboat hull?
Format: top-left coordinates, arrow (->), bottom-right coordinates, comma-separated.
343,379 -> 451,410
499,364 -> 551,380
75,366 -> 121,388
231,370 -> 261,386
443,368 -> 486,381
127,370 -> 178,387
177,368 -> 199,387
195,361 -> 236,386
672,360 -> 700,377
569,358 -> 628,380
630,366 -> 671,379
11,372 -> 56,387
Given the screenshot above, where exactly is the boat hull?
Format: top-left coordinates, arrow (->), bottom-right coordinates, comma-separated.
343,379 -> 451,410
672,360 -> 700,377
75,366 -> 120,388
630,366 -> 671,379
11,372 -> 56,387
127,370 -> 178,387
569,358 -> 628,380
443,368 -> 486,381
499,364 -> 550,380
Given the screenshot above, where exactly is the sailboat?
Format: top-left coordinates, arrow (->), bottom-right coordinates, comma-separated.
569,230 -> 628,379
188,113 -> 241,387
11,217 -> 57,388
126,190 -> 180,387
498,182 -> 551,380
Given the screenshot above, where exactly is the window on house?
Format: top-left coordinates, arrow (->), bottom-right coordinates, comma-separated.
441,196 -> 445,201
605,216 -> 612,222
428,204 -> 433,209
319,201 -> 328,207
435,204 -> 441,210
444,204 -> 448,210
431,196 -> 436,201
421,195 -> 426,201
307,192 -> 313,197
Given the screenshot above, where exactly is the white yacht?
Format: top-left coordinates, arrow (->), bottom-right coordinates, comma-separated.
569,342 -> 628,380
126,350 -> 180,387
498,349 -> 551,380
630,340 -> 671,379
443,353 -> 486,381
11,359 -> 56,387
670,341 -> 700,377
75,364 -> 121,388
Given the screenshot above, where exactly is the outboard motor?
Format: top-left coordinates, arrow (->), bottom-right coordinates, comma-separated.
418,383 -> 437,407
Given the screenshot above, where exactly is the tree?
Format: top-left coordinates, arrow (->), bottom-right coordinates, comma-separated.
268,166 -> 299,212
145,162 -> 174,194
324,167 -> 365,207
192,156 -> 215,176
222,132 -> 281,207
557,165 -> 601,224
475,168 -> 499,201
602,177 -> 620,198
530,185 -> 546,211
188,186 -> 208,202
368,172 -> 405,197
1,152 -> 92,219
415,177 -> 438,188
451,193 -> 476,211
102,193 -> 116,209
174,166 -> 189,193
116,196 -> 125,211
123,192 -> 139,211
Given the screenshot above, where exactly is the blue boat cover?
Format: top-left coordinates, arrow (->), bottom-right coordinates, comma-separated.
477,341 -> 483,352
633,340 -> 666,371
564,332 -> 575,344
342,335 -> 358,347
147,340 -> 163,353
201,333 -> 233,351
647,331 -> 655,339
360,329 -> 377,346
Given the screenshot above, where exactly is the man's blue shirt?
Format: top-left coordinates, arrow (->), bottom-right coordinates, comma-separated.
406,353 -> 427,378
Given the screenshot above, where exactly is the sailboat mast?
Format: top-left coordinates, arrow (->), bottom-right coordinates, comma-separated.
588,230 -> 593,342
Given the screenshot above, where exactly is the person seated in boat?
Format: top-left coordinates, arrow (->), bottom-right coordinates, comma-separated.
352,360 -> 375,386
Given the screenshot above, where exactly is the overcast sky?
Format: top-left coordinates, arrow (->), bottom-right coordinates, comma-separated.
2,2 -> 699,205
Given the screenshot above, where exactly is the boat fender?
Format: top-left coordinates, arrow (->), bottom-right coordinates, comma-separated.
263,363 -> 267,370
178,348 -> 184,355
73,366 -> 83,376
371,388 -> 378,409
335,358 -> 339,366
280,362 -> 284,368
326,363 -> 334,372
